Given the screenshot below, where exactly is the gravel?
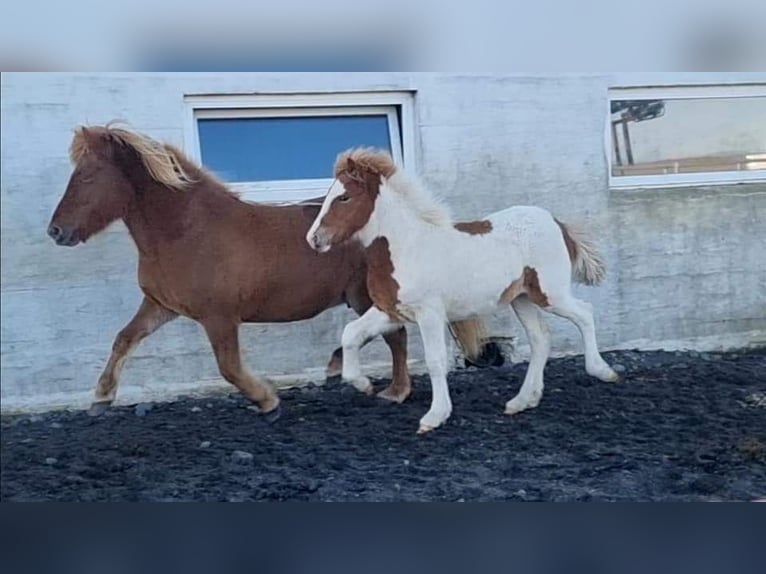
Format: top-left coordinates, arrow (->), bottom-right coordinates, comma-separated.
2,349 -> 764,502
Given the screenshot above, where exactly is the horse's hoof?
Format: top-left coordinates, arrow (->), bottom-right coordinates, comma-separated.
325,355 -> 343,379
607,371 -> 623,383
505,399 -> 533,415
88,401 -> 112,417
342,376 -> 373,395
262,403 -> 282,424
464,341 -> 505,368
377,387 -> 411,404
417,424 -> 435,435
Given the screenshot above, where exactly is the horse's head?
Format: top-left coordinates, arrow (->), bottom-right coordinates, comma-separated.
307,148 -> 396,253
48,124 -> 194,247
48,126 -> 136,246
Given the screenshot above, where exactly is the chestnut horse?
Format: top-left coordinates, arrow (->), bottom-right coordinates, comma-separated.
47,125 -> 487,420
307,148 -> 620,433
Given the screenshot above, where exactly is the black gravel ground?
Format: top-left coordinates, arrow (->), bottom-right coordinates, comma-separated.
2,349 -> 765,501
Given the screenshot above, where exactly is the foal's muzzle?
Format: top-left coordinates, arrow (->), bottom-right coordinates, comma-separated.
47,224 -> 80,247
306,229 -> 332,253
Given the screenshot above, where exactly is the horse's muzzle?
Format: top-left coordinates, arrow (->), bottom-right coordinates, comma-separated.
307,229 -> 332,253
47,224 -> 80,247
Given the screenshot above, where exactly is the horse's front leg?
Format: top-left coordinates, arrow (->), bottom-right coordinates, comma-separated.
415,308 -> 452,434
202,317 -> 281,422
341,307 -> 402,395
90,297 -> 177,416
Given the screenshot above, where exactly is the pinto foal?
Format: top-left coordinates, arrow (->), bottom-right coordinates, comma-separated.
307,148 -> 620,433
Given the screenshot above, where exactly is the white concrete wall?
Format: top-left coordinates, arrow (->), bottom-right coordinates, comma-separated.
2,72 -> 765,412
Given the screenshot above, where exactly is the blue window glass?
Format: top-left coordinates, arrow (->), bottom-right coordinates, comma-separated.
197,115 -> 392,182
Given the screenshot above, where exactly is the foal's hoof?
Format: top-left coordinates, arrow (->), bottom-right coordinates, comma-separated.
377,386 -> 411,404
262,403 -> 282,424
504,400 -> 536,415
504,404 -> 527,416
88,401 -> 112,417
417,409 -> 450,434
344,376 -> 373,395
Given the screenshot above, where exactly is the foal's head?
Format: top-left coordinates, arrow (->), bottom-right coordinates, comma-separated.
48,124 -> 193,246
306,148 -> 396,253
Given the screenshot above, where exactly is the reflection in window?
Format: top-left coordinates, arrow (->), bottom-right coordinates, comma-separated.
198,115 -> 392,183
610,96 -> 766,178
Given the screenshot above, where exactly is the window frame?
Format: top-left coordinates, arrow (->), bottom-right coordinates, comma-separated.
606,84 -> 766,190
184,91 -> 415,203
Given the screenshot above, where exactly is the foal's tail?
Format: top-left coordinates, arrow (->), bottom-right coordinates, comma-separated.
449,318 -> 488,362
555,219 -> 607,286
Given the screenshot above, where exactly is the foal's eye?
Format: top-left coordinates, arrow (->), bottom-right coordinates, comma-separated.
338,194 -> 351,203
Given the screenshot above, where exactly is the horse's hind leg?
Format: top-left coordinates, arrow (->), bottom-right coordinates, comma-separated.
325,347 -> 344,378
505,296 -> 551,415
90,297 -> 177,416
378,327 -> 411,403
547,294 -> 619,382
202,317 -> 281,421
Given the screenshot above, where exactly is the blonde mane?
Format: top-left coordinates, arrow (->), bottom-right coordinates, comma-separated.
335,148 -> 453,227
70,122 -> 198,190
335,147 -> 398,179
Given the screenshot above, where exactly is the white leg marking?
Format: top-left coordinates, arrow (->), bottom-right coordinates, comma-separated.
415,308 -> 452,434
506,297 -> 551,415
549,296 -> 619,382
341,307 -> 401,394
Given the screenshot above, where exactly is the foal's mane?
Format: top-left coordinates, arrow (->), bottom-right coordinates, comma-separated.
335,148 -> 453,227
70,123 -> 207,191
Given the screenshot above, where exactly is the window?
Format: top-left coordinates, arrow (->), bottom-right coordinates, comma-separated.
607,85 -> 766,189
184,92 -> 415,202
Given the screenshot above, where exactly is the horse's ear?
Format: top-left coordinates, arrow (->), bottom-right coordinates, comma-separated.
80,127 -> 97,146
79,127 -> 110,156
345,157 -> 357,174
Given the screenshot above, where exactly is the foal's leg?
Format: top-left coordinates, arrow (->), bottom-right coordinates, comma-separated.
342,287 -> 412,402
90,297 -> 177,416
547,294 -> 619,382
326,328 -> 411,402
202,317 -> 281,421
341,307 -> 403,395
416,309 -> 452,434
505,296 -> 551,415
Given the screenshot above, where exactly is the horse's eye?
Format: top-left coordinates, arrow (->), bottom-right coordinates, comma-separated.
338,194 -> 351,203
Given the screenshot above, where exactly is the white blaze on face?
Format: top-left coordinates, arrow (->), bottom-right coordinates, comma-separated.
306,179 -> 346,252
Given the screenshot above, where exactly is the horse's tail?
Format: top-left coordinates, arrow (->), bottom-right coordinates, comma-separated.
449,318 -> 488,362
555,219 -> 607,286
